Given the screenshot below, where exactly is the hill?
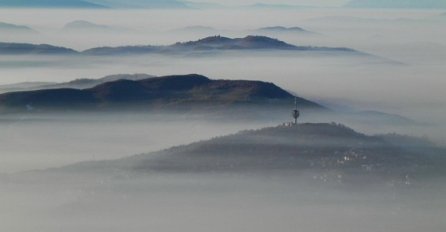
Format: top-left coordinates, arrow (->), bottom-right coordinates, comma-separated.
89,0 -> 187,8
0,74 -> 155,94
61,123 -> 446,184
0,22 -> 36,33
62,20 -> 132,33
63,20 -> 111,31
83,35 -> 358,55
345,0 -> 446,8
0,36 -> 360,56
255,26 -> 315,34
0,42 -> 77,55
0,0 -> 189,8
0,74 -> 322,112
0,0 -> 105,8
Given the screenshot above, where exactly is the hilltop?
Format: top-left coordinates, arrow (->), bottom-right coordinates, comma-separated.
345,0 -> 446,8
0,0 -> 105,8
0,22 -> 36,33
0,42 -> 77,55
60,122 -> 446,184
0,74 -> 322,112
0,74 -> 154,94
83,35 -> 359,55
0,35 -> 360,56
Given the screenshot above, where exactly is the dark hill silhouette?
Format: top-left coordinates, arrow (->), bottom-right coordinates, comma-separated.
172,35 -> 297,50
345,0 -> 446,8
60,123 -> 446,184
0,42 -> 77,55
255,26 -> 316,34
0,36 -> 360,56
0,22 -> 37,33
0,74 -> 323,112
0,0 -> 105,8
0,74 -> 154,94
83,35 -> 359,55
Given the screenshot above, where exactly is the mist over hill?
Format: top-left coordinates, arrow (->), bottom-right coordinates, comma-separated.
82,35 -> 359,55
62,20 -> 134,34
255,26 -> 316,35
0,22 -> 36,33
0,74 -> 151,93
63,20 -> 112,31
91,0 -> 187,8
0,0 -> 189,8
345,0 -> 446,8
0,35 -> 360,56
0,42 -> 77,55
0,0 -> 105,8
59,122 -> 446,185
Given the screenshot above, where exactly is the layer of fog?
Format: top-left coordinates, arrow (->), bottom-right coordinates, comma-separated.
0,9 -> 444,110
1,171 -> 445,232
0,8 -> 445,172
0,113 -> 283,173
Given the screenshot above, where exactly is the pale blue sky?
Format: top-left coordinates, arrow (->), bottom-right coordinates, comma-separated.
203,0 -> 349,7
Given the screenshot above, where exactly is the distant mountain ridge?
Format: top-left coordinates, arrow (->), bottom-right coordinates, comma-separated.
255,26 -> 315,34
0,36 -> 359,56
0,0 -> 106,8
0,42 -> 77,55
0,0 -> 188,8
90,0 -> 187,8
0,74 -> 154,94
345,0 -> 446,8
63,20 -> 110,30
0,74 -> 323,112
62,20 -> 133,33
83,35 -> 358,55
0,22 -> 36,33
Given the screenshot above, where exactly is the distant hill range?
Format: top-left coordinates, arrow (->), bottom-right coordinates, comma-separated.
0,74 -> 155,94
0,0 -> 190,8
0,22 -> 37,33
62,20 -> 133,33
255,26 -> 316,35
0,42 -> 77,55
63,20 -> 112,31
0,0 -> 106,8
345,0 -> 446,8
0,36 -> 360,56
84,35 -> 355,55
0,74 -> 323,112
59,123 -> 446,184
90,0 -> 187,8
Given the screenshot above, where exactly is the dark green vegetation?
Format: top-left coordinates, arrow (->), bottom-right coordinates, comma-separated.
0,74 -> 322,112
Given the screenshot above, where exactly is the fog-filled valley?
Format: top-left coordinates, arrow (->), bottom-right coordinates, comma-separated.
1,6 -> 446,232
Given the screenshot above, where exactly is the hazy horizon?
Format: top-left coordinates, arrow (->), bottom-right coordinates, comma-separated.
0,5 -> 445,232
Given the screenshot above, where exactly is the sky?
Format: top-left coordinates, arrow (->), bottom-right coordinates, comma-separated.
201,0 -> 348,7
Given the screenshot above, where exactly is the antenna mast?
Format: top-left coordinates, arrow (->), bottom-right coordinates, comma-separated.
292,97 -> 300,125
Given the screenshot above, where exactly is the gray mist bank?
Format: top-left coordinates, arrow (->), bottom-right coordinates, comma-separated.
2,121 -> 444,232
1,167 -> 446,232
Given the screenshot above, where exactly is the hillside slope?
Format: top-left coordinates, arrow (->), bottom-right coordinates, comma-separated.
62,123 -> 446,184
0,74 -> 322,112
